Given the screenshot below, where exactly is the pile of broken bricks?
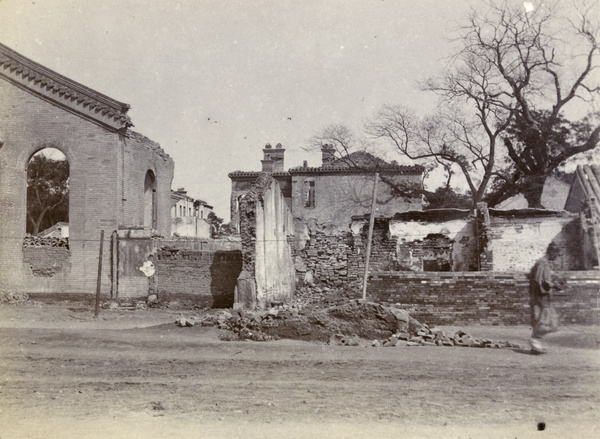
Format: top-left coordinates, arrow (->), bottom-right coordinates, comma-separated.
359,327 -> 521,349
173,307 -> 522,349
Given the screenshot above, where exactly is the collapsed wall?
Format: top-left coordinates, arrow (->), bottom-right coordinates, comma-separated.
236,174 -> 296,309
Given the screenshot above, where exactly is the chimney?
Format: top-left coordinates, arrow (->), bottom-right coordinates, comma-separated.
261,157 -> 274,173
263,143 -> 285,173
321,144 -> 336,166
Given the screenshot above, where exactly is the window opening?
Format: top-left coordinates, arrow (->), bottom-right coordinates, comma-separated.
144,170 -> 157,229
26,147 -> 69,238
304,180 -> 315,208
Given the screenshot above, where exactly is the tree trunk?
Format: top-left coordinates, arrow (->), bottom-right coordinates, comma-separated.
522,175 -> 547,209
29,208 -> 48,236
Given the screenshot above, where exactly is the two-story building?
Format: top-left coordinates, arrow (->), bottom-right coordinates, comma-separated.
171,188 -> 214,238
229,143 -> 424,238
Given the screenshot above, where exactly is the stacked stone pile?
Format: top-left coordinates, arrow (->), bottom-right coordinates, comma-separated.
299,230 -> 353,288
22,235 -> 69,248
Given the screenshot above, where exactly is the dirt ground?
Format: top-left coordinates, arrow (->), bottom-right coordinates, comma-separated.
0,303 -> 599,439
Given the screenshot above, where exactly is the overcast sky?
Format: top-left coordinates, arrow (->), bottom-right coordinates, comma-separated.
1,0 -> 491,219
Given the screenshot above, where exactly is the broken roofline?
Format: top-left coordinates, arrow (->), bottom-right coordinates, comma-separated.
0,42 -> 132,131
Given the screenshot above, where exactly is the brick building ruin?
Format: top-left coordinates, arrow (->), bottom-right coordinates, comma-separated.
229,144 -> 425,306
229,143 -> 599,322
0,43 -> 174,296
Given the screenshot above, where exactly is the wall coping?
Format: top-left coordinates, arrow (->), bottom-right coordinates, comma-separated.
369,270 -> 600,280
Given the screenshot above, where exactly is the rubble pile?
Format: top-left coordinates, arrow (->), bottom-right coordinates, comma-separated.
175,300 -> 519,348
175,316 -> 197,327
368,327 -> 520,349
187,300 -> 520,349
0,291 -> 30,305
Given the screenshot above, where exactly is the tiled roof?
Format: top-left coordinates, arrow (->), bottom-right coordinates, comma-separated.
288,165 -> 423,175
228,171 -> 290,178
229,165 -> 422,179
0,43 -> 132,131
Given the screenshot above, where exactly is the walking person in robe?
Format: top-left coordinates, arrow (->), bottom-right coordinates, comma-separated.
529,243 -> 561,354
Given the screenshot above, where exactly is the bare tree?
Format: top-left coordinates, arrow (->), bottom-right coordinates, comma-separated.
447,0 -> 599,207
365,102 -> 508,209
368,0 -> 599,208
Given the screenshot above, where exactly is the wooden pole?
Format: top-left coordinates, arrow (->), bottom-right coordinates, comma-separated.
362,172 -> 379,300
94,229 -> 105,318
110,230 -> 118,299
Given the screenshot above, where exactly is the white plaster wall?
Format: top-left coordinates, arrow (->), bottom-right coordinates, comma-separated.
488,216 -> 575,271
389,219 -> 473,271
172,217 -> 211,238
254,179 -> 295,307
389,219 -> 468,241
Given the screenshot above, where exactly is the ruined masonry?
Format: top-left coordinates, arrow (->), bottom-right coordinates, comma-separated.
0,42 -> 174,296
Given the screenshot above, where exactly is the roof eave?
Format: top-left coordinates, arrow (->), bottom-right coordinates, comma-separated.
0,43 -> 132,131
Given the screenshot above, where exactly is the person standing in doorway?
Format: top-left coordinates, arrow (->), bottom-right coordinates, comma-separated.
529,243 -> 561,354
139,253 -> 158,304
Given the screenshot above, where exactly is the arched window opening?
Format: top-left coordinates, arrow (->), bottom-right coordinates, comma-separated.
144,170 -> 157,230
26,148 -> 69,238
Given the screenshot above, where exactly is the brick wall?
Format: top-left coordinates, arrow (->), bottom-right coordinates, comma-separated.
156,249 -> 242,308
0,72 -> 173,295
22,247 -> 71,277
120,131 -> 174,237
0,79 -> 119,294
18,247 -> 73,293
368,271 -> 600,325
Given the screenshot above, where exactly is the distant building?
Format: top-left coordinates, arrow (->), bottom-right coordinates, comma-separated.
229,143 -> 424,237
38,222 -> 69,239
171,188 -> 213,238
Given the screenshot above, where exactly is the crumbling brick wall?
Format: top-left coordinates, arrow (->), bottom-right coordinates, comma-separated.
22,247 -> 71,278
120,131 -> 174,237
369,271 -> 600,325
298,214 -> 476,288
236,174 -> 296,308
0,60 -> 173,296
